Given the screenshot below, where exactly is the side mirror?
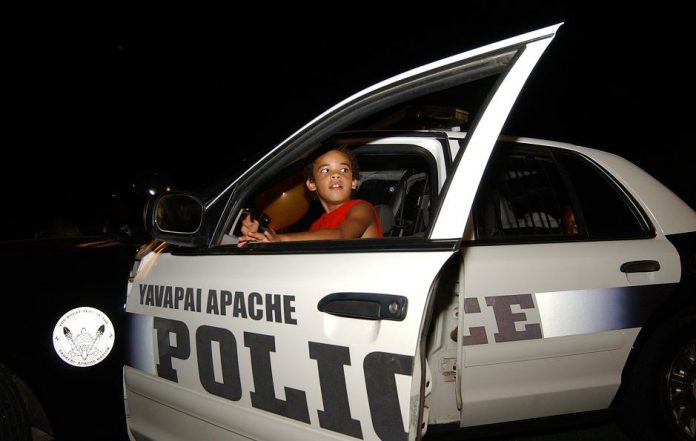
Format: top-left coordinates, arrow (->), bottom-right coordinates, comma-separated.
145,192 -> 207,247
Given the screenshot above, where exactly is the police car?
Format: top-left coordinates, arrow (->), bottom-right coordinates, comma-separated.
123,24 -> 696,441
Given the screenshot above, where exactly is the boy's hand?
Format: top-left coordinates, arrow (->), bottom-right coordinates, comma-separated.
240,213 -> 260,235
237,217 -> 281,248
237,226 -> 280,247
237,213 -> 261,247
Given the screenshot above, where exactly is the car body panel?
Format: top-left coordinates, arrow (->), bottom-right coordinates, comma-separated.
579,148 -> 696,236
458,237 -> 679,426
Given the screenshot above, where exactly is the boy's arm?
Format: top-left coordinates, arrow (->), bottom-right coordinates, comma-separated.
240,202 -> 375,244
281,202 -> 375,241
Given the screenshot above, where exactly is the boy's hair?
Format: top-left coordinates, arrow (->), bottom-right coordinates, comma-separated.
303,145 -> 360,182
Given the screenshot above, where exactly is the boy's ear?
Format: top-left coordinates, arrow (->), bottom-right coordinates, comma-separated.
306,178 -> 317,192
351,178 -> 358,190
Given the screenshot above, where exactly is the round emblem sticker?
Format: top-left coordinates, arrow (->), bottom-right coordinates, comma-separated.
52,307 -> 115,367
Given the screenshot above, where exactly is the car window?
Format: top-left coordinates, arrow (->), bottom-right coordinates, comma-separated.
555,151 -> 650,239
472,143 -> 651,242
354,149 -> 434,237
473,144 -> 572,240
218,138 -> 439,245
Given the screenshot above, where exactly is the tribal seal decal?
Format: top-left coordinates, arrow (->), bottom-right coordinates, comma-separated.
52,307 -> 115,367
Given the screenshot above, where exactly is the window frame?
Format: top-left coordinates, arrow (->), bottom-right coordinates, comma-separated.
552,148 -> 655,241
468,143 -> 655,246
206,136 -> 449,254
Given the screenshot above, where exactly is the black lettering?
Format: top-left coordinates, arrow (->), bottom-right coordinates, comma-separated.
244,332 -> 309,423
146,285 -> 154,306
196,288 -> 202,312
155,285 -> 164,307
183,287 -> 195,312
220,290 -> 233,316
163,286 -> 173,308
174,287 -> 185,309
284,295 -> 297,325
233,291 -> 248,318
462,297 -> 487,345
486,294 -> 542,342
364,352 -> 412,441
153,317 -> 190,382
139,284 -> 147,305
207,289 -> 220,315
309,342 -> 362,438
196,325 -> 242,401
249,292 -> 263,320
265,294 -> 282,323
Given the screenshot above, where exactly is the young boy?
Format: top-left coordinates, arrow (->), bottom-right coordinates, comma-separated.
238,147 -> 383,245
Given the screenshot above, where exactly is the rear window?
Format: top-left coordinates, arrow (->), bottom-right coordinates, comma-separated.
472,143 -> 651,242
556,151 -> 649,238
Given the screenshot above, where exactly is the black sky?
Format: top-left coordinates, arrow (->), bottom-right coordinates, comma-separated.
5,4 -> 694,240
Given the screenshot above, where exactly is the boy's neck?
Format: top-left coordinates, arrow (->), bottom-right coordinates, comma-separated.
320,199 -> 350,213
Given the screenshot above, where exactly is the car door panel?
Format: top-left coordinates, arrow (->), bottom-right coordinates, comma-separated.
126,249 -> 454,441
458,237 -> 680,427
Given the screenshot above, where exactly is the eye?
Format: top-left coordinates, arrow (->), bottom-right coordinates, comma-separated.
340,167 -> 350,173
319,167 -> 329,174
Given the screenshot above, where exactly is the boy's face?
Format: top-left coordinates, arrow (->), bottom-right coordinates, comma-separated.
306,150 -> 358,207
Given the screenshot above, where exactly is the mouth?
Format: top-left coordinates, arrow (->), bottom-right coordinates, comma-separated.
329,183 -> 343,190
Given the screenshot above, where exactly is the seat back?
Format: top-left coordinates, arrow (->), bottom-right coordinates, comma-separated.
374,204 -> 395,236
357,170 -> 432,237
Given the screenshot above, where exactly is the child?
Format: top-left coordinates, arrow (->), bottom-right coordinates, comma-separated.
238,146 -> 383,245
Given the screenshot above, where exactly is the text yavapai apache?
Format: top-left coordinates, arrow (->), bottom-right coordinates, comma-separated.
138,284 -> 297,324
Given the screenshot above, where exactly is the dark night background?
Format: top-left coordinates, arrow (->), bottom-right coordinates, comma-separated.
4,3 -> 694,241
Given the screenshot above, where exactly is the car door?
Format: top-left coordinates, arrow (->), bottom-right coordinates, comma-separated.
124,25 -> 561,441
456,142 -> 682,427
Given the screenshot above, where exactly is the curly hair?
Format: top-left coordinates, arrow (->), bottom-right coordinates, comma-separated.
303,145 -> 360,183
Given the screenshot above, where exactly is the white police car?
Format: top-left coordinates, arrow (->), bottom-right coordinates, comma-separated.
123,24 -> 696,441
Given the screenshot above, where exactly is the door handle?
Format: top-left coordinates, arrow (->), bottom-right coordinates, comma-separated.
620,260 -> 660,273
317,293 -> 408,321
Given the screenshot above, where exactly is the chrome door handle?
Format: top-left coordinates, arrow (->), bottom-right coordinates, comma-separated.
317,293 -> 408,321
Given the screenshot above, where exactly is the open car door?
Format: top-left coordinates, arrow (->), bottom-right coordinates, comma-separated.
124,24 -> 561,441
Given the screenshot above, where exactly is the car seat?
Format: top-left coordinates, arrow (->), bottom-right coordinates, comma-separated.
374,204 -> 395,236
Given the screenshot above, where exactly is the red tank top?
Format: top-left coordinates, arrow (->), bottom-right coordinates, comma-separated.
310,199 -> 383,237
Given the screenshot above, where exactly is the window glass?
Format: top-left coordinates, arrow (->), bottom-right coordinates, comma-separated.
473,144 -> 574,240
472,144 -> 649,242
556,152 -> 647,238
220,138 -> 439,244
